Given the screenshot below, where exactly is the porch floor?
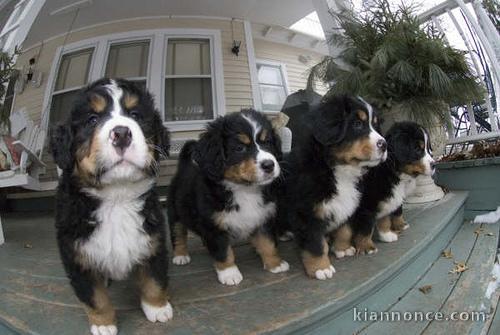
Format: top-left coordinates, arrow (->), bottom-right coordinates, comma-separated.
0,192 -> 498,335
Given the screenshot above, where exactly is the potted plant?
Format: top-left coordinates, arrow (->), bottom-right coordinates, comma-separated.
308,0 -> 484,153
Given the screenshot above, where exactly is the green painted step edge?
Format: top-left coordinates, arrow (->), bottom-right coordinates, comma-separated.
361,221 -> 494,335
272,192 -> 468,335
437,157 -> 500,169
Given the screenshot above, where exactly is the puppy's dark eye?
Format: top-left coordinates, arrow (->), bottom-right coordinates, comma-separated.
87,115 -> 98,126
129,110 -> 141,121
353,120 -> 363,129
236,145 -> 247,153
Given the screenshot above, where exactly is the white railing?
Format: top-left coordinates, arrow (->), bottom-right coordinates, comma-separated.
418,0 -> 500,146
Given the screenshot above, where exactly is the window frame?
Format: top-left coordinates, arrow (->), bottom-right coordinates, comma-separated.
163,35 -> 216,127
255,59 -> 290,114
42,29 -> 225,132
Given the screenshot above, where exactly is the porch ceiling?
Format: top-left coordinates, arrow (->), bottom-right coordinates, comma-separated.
23,0 -> 316,47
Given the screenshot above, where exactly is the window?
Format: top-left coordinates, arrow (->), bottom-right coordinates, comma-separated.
44,29 -> 225,132
50,48 -> 93,124
164,38 -> 213,121
256,61 -> 289,112
105,40 -> 150,90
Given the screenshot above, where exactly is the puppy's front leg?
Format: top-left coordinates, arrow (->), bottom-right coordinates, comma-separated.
331,224 -> 356,258
137,244 -> 173,323
206,234 -> 243,286
70,270 -> 116,335
390,206 -> 409,232
251,230 -> 289,273
300,234 -> 335,280
377,215 -> 399,242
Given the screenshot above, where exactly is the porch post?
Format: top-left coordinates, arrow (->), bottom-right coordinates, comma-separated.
0,215 -> 4,245
312,0 -> 346,57
243,20 -> 262,110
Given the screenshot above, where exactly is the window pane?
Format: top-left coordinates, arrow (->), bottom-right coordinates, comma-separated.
105,41 -> 149,79
166,39 -> 210,76
165,78 -> 213,121
257,64 -> 283,86
50,90 -> 80,125
55,48 -> 93,91
260,84 -> 286,111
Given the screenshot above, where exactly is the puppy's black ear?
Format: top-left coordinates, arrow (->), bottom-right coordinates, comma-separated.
154,113 -> 170,158
193,118 -> 225,181
50,124 -> 73,171
310,95 -> 349,146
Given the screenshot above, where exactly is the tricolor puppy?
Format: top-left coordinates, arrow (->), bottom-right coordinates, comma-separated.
278,95 -> 387,280
50,78 -> 171,335
350,122 -> 435,254
167,109 -> 289,286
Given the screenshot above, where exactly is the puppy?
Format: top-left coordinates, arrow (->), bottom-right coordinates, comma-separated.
167,109 -> 289,286
350,122 -> 435,254
50,78 -> 171,335
278,95 -> 387,280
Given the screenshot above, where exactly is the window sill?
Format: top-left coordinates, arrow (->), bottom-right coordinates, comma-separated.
163,120 -> 211,132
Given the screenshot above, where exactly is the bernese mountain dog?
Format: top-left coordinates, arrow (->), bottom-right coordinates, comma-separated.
167,109 -> 289,286
350,121 -> 435,254
50,78 -> 171,335
278,95 -> 387,280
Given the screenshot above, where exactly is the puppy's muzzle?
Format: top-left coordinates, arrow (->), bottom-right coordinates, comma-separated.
110,126 -> 132,155
260,159 -> 275,174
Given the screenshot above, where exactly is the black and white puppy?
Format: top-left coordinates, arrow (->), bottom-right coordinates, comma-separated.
50,78 -> 171,335
278,95 -> 387,280
350,122 -> 435,254
167,109 -> 289,286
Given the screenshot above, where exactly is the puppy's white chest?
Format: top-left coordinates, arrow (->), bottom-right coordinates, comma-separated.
377,175 -> 416,219
319,165 -> 363,231
78,182 -> 153,280
216,184 -> 275,240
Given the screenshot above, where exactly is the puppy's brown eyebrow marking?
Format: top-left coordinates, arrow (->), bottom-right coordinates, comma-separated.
90,94 -> 107,113
373,116 -> 378,124
123,93 -> 139,109
259,129 -> 268,142
357,110 -> 368,121
419,140 -> 425,149
237,133 -> 251,145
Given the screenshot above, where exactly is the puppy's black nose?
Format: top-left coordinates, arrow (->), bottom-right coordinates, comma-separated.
260,160 -> 275,173
377,139 -> 387,152
110,126 -> 132,151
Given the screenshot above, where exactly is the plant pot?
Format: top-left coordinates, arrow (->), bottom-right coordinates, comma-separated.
435,157 -> 500,217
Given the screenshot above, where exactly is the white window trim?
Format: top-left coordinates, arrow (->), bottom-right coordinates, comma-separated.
41,28 -> 225,132
255,59 -> 290,114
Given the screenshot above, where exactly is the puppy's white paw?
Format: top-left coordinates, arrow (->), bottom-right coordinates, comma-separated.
366,247 -> 378,255
345,246 -> 356,256
141,301 -> 173,323
334,249 -> 346,259
172,255 -> 191,265
402,223 -> 410,231
216,265 -> 243,286
90,324 -> 117,335
333,246 -> 356,258
314,265 -> 336,280
378,231 -> 399,242
269,260 -> 290,273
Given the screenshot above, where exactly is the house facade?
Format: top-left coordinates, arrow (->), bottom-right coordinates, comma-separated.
1,0 -> 332,188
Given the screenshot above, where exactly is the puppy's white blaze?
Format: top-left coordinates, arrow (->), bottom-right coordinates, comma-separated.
216,265 -> 243,285
321,165 -> 364,231
421,128 -> 434,176
377,173 -> 416,219
141,301 -> 173,323
95,81 -> 149,183
358,97 -> 386,167
219,182 -> 276,240
79,180 -> 154,280
242,114 -> 280,184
